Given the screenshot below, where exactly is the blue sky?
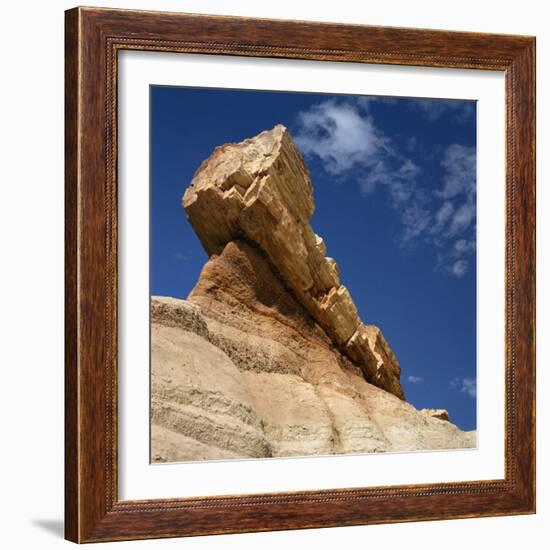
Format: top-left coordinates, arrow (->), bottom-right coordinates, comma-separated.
150,86 -> 477,431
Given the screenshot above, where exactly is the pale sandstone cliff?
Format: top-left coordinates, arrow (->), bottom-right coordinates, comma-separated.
151,126 -> 475,462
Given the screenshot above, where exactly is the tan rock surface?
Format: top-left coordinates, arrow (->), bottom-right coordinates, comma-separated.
183,125 -> 403,398
151,318 -> 271,462
151,240 -> 475,462
420,408 -> 451,422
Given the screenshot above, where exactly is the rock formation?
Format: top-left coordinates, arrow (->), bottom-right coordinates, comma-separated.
420,409 -> 451,422
183,124 -> 403,398
151,125 -> 476,462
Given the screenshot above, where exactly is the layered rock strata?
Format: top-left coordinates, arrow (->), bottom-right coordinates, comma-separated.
183,125 -> 403,398
151,240 -> 475,462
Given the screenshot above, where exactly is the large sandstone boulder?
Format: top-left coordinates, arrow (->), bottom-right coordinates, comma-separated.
183,125 -> 404,399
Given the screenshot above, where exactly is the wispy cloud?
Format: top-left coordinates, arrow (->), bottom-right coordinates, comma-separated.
439,143 -> 477,200
294,99 -> 392,175
362,159 -> 420,207
294,98 -> 422,234
449,259 -> 469,278
407,375 -> 423,384
437,144 -> 477,274
292,97 -> 476,277
410,98 -> 475,124
173,251 -> 187,261
430,201 -> 454,238
451,377 -> 477,398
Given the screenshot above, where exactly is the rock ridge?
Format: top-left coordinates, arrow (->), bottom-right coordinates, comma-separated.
183,124 -> 404,399
151,239 -> 475,462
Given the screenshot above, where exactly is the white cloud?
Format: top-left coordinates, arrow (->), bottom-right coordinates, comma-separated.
357,96 -> 399,111
451,377 -> 477,398
407,375 -> 423,384
402,200 -> 431,242
294,99 -> 388,175
430,201 -> 454,235
433,144 -> 477,275
292,98 -> 476,276
294,98 -> 426,243
173,251 -> 187,261
453,238 -> 476,257
408,144 -> 477,274
461,377 -> 477,398
362,158 -> 420,206
447,202 -> 476,237
410,99 -> 475,123
438,144 -> 476,200
449,259 -> 469,278
406,136 -> 417,151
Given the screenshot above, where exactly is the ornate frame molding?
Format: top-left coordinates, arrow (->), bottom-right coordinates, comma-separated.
65,7 -> 535,542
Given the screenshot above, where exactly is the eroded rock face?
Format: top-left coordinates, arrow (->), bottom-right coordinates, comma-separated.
183,125 -> 404,399
151,323 -> 270,461
151,240 -> 475,462
420,409 -> 451,422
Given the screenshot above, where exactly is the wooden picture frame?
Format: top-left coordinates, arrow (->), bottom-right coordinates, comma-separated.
65,6 -> 536,543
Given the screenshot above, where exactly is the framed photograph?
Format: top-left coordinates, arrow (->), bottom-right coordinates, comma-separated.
65,6 -> 536,543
